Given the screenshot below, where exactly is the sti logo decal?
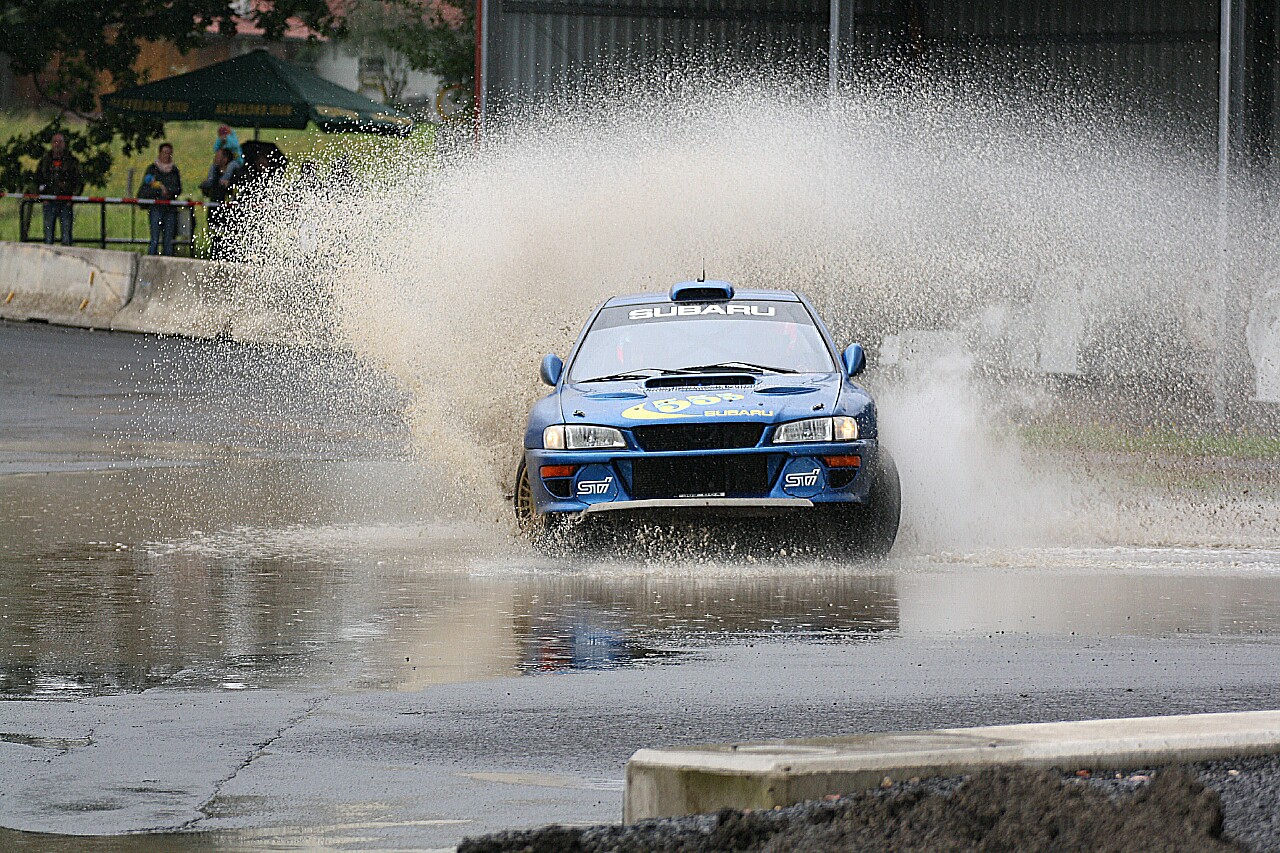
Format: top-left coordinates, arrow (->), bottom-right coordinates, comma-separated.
628,305 -> 777,320
783,469 -> 821,489
576,476 -> 614,496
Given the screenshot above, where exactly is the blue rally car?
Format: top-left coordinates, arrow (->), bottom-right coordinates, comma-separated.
515,280 -> 901,555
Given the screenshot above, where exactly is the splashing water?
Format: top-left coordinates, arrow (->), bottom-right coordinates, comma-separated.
218,80 -> 1277,551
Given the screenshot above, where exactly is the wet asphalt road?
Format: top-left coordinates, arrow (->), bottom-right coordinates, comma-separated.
2,320 -> 1279,851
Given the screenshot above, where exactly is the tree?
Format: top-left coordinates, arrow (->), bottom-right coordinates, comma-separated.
345,0 -> 473,90
0,1 -> 344,192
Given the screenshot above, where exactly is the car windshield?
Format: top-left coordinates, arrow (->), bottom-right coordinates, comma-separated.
569,300 -> 835,382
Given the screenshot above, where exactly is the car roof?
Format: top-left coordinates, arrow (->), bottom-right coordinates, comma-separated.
602,288 -> 801,308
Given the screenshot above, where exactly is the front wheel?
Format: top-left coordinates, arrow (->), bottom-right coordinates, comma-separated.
859,447 -> 901,558
514,459 -> 542,530
513,459 -> 574,550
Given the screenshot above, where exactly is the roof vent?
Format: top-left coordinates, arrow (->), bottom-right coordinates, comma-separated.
670,280 -> 734,302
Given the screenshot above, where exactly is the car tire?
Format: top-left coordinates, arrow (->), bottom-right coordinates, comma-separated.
514,459 -> 573,550
859,446 -> 901,558
514,459 -> 543,530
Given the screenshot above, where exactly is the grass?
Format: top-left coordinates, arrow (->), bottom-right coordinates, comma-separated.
1021,421 -> 1280,460
1,110 -> 434,254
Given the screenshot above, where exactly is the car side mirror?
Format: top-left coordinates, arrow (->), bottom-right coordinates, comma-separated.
841,343 -> 866,377
540,353 -> 563,386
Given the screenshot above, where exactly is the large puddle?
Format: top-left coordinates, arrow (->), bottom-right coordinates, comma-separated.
4,323 -> 1280,700
4,460 -> 1279,699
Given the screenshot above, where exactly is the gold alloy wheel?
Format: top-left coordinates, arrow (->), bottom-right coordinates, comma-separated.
514,461 -> 536,523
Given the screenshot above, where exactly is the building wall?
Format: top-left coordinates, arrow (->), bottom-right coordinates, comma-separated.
308,43 -> 441,113
484,0 -> 829,109
481,0 -> 1278,165
903,0 -> 1224,154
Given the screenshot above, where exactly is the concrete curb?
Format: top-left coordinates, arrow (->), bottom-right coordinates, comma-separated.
624,710 -> 1280,822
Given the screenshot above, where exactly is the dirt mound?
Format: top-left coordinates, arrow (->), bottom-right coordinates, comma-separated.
458,766 -> 1242,853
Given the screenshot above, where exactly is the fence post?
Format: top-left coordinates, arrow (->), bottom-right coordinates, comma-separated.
18,199 -> 32,241
127,167 -> 137,245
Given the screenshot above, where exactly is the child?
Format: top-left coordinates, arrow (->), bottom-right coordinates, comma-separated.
205,124 -> 244,185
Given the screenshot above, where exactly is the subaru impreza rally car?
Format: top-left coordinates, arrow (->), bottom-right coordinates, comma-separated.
515,280 -> 901,554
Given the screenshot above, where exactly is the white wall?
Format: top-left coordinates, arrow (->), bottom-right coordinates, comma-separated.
311,42 -> 441,113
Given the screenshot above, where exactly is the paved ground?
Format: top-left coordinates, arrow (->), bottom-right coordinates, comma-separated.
2,320 -> 1279,851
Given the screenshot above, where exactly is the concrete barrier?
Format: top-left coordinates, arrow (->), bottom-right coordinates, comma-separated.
624,710 -> 1280,822
0,244 -> 301,343
110,256 -> 240,338
0,243 -> 136,328
1247,285 -> 1280,403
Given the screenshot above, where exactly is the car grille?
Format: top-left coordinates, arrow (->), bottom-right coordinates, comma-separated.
632,423 -> 765,452
629,454 -> 771,499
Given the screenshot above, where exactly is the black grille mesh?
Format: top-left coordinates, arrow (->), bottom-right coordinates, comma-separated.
632,423 -> 764,452
629,455 -> 770,499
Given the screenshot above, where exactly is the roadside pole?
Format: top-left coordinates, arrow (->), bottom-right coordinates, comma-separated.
1213,0 -> 1232,423
475,0 -> 488,141
828,0 -> 840,97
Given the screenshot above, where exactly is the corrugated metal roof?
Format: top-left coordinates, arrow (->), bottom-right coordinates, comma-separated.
485,0 -> 829,105
479,0 -> 1272,158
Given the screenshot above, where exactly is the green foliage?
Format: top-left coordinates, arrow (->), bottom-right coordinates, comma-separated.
376,0 -> 475,87
0,0 -> 344,191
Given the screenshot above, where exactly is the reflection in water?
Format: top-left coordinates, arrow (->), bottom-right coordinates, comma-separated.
897,566 -> 1280,637
4,510 -> 1280,699
516,625 -> 673,674
511,575 -> 898,674
0,530 -> 900,696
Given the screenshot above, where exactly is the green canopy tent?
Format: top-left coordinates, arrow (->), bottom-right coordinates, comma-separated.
102,49 -> 414,137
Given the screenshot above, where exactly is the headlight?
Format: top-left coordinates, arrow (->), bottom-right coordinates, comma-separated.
772,416 -> 858,444
542,424 -> 626,450
832,416 -> 858,441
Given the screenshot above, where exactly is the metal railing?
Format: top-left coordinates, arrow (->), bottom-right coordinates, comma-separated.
1,192 -> 220,257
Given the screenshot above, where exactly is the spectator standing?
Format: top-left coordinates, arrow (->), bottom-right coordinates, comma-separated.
200,148 -> 242,258
328,155 -> 356,193
138,142 -> 182,256
294,160 -> 321,193
34,132 -> 83,245
206,124 -> 243,185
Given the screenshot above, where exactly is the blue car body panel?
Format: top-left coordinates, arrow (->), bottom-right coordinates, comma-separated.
521,283 -> 883,516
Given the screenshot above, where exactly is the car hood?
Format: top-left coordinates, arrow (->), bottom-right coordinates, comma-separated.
560,373 -> 844,426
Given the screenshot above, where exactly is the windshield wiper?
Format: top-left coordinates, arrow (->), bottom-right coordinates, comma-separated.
579,367 -> 700,383
677,361 -> 799,375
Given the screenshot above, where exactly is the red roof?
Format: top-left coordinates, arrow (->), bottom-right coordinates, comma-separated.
204,0 -> 348,41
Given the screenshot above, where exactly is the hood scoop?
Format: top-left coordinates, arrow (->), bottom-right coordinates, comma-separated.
644,374 -> 756,390
756,385 -> 820,396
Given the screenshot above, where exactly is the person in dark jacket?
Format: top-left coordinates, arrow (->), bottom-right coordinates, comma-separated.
34,132 -> 83,245
200,148 -> 243,258
138,143 -> 182,256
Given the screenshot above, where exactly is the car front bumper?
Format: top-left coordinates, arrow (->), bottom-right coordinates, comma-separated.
524,440 -> 878,516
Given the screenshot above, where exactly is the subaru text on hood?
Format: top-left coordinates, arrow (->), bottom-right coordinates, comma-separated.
515,280 -> 901,555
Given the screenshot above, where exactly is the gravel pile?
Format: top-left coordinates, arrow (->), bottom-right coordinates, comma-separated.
459,754 -> 1280,852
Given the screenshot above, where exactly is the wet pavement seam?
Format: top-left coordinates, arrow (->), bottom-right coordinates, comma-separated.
168,695 -> 329,833
0,732 -> 94,753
